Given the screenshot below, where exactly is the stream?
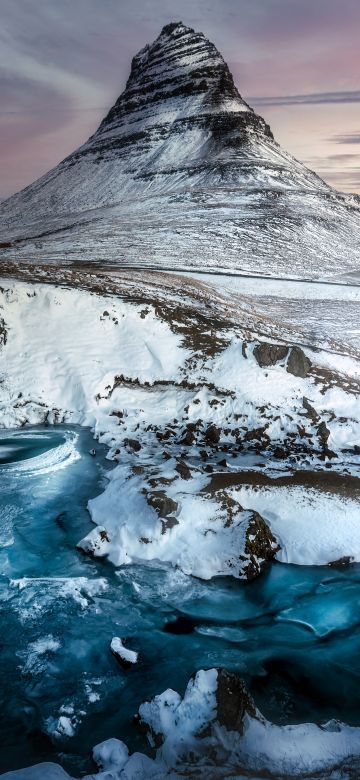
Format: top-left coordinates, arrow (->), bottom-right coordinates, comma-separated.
1,426 -> 360,775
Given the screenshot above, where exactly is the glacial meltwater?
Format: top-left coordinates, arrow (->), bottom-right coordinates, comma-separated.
1,426 -> 360,775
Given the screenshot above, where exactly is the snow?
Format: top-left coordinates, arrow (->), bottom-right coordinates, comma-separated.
1,277 -> 360,582
1,26 -> 359,280
232,485 -> 360,566
0,282 -> 187,429
3,668 -> 360,779
1,19 -> 359,780
110,637 -> 138,665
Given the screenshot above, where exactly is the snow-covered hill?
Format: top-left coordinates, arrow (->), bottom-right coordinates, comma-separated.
0,22 -> 359,279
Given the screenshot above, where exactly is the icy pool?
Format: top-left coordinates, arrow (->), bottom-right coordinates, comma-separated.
1,426 -> 360,775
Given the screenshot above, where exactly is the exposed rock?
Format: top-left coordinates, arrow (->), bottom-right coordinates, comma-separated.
317,420 -> 330,446
0,317 -> 7,347
243,426 -> 270,444
273,446 -> 286,459
161,516 -> 179,534
287,346 -> 312,378
205,423 -> 221,445
303,396 -> 319,422
175,460 -> 192,480
328,556 -> 354,569
181,428 -> 196,445
132,464 -> 145,475
243,511 -> 280,580
125,438 -> 141,452
215,669 -> 256,732
147,490 -> 178,518
253,342 -> 288,367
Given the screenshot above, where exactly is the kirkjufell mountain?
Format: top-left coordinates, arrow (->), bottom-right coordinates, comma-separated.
0,21 -> 359,278
3,19 -> 360,780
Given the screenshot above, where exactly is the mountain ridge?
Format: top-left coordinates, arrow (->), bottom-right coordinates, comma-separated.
0,21 -> 359,280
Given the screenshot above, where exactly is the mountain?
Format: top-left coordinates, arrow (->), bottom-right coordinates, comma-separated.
0,21 -> 359,279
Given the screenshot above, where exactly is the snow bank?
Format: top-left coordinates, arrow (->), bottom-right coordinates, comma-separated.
3,668 -> 360,779
232,484 -> 360,566
0,282 -> 187,428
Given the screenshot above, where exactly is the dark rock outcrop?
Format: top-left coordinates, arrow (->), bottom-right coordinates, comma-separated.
243,511 -> 280,580
287,346 -> 312,378
147,491 -> 178,517
215,669 -> 256,731
303,396 -> 319,422
175,460 -> 192,480
205,424 -> 221,445
161,516 -> 179,534
317,420 -> 330,447
253,342 -> 288,367
125,438 -> 142,452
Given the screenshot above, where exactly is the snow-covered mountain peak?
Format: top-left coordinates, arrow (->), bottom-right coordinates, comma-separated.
0,23 -> 359,279
92,20 -> 254,145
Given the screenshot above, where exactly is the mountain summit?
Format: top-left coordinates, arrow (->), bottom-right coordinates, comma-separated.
0,22 -> 359,279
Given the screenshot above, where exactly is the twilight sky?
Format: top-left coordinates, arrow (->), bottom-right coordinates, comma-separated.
1,0 -> 359,199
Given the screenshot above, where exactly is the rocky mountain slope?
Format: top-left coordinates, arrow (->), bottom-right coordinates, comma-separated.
0,22 -> 359,278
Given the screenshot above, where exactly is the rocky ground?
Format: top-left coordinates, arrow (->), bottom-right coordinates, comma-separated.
1,264 -> 360,580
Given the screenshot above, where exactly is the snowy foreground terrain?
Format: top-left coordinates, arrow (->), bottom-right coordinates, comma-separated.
1,18 -> 360,780
1,264 -> 360,778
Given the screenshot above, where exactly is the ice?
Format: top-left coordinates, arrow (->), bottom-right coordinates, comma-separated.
277,587 -> 360,637
0,505 -> 16,548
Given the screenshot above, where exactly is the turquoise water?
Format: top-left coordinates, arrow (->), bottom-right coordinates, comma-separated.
1,426 -> 360,775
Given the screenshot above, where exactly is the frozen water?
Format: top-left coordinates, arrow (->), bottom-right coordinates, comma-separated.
1,427 -> 360,775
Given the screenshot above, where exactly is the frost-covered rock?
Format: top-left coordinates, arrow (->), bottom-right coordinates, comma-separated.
110,637 -> 138,668
77,526 -> 111,558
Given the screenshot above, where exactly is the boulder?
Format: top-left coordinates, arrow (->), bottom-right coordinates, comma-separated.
328,556 -> 354,569
303,396 -> 319,422
253,342 -> 288,367
317,420 -> 330,447
243,511 -> 280,580
287,346 -> 312,378
161,516 -> 179,534
215,669 -> 256,732
205,424 -> 221,445
175,460 -> 192,480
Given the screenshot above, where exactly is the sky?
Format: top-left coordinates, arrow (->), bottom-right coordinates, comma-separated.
0,0 -> 359,199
